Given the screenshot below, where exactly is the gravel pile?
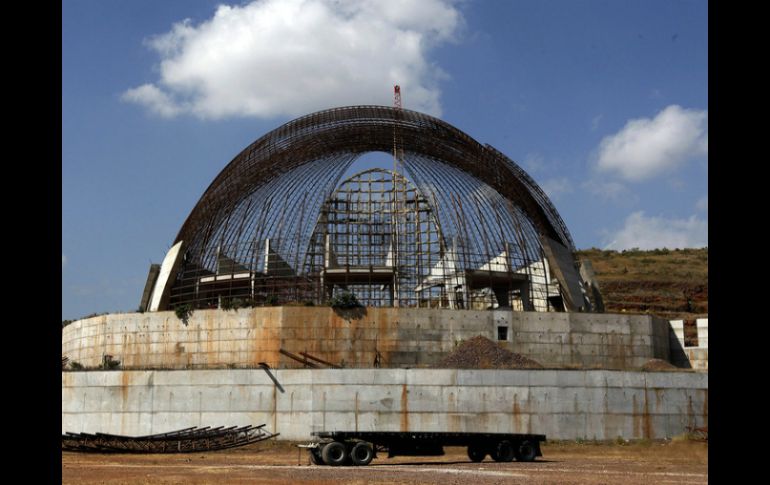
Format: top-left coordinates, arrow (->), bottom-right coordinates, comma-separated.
436,335 -> 543,369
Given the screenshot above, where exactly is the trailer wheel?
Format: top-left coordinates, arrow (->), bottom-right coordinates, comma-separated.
467,444 -> 486,462
309,448 -> 324,465
350,442 -> 374,466
321,441 -> 348,466
491,440 -> 515,462
515,440 -> 537,462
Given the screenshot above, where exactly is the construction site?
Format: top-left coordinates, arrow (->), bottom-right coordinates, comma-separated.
62,98 -> 707,482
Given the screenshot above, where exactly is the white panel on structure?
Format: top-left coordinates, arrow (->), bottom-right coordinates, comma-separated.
149,241 -> 184,312
384,241 -> 395,267
517,258 -> 560,312
324,234 -> 339,269
415,243 -> 460,291
478,250 -> 509,272
414,241 -> 466,309
696,318 -> 708,348
263,238 -> 295,276
669,320 -> 685,340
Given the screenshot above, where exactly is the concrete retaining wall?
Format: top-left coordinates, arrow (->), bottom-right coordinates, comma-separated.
669,319 -> 708,371
62,308 -> 670,371
61,368 -> 707,441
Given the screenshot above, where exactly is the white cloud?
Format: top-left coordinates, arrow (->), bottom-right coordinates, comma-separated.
696,196 -> 708,213
62,254 -> 67,268
122,84 -> 183,117
604,211 -> 708,250
596,105 -> 708,181
122,0 -> 462,119
582,179 -> 633,202
540,177 -> 572,201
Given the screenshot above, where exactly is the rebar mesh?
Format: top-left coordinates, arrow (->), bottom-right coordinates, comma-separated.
167,106 -> 576,311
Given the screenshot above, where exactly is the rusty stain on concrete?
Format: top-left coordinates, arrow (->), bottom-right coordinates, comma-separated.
512,393 -> 522,431
447,413 -> 460,433
687,393 -> 695,428
643,388 -> 653,439
653,387 -> 664,412
62,307 -> 680,370
121,370 -> 130,403
526,393 -> 533,434
272,384 -> 277,433
400,383 -> 409,432
205,311 -> 214,355
602,383 -> 610,439
355,391 -> 359,432
632,394 -> 641,438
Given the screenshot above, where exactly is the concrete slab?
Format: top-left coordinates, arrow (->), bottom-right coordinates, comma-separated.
61,368 -> 708,440
405,369 -> 457,386
555,370 -> 587,387
453,369 -> 528,387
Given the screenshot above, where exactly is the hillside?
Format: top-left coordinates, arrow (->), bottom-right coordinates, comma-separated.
576,247 -> 708,321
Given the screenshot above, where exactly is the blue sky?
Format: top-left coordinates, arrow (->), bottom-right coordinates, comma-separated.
62,0 -> 708,320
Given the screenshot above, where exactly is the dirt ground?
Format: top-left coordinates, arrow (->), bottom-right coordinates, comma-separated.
62,439 -> 707,485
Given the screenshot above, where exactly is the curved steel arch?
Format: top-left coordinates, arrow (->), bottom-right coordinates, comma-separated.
175,106 -> 573,250
161,105 -> 583,311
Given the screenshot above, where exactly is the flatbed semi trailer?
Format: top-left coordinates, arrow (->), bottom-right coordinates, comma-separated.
304,431 -> 546,466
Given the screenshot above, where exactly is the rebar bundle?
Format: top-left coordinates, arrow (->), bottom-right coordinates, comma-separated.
62,424 -> 278,453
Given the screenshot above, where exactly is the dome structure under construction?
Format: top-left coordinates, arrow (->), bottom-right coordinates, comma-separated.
143,105 -> 599,313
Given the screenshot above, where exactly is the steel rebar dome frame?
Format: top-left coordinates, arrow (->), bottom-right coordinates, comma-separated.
162,105 -> 583,311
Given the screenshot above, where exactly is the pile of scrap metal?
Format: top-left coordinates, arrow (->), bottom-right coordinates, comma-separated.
62,424 -> 278,453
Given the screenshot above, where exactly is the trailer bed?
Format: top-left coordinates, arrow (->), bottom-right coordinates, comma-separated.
314,431 -> 545,446
306,431 -> 546,466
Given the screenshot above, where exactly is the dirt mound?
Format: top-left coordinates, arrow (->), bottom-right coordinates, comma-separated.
436,335 -> 543,369
641,358 -> 679,371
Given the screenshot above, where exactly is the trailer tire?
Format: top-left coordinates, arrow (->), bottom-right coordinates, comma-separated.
321,441 -> 348,466
491,440 -> 515,462
309,448 -> 324,465
350,442 -> 374,466
467,444 -> 486,462
515,440 -> 537,462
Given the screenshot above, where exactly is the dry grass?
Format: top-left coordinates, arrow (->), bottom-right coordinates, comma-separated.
577,248 -> 708,320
